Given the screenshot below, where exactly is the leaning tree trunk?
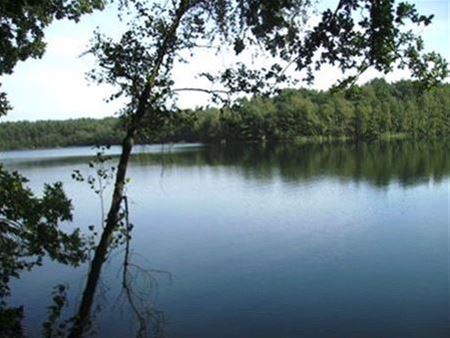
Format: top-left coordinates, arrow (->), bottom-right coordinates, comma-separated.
68,3 -> 189,336
68,126 -> 137,338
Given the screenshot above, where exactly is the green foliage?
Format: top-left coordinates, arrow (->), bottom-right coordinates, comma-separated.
0,117 -> 124,150
195,80 -> 450,142
42,284 -> 70,338
0,166 -> 87,298
0,0 -> 106,74
203,0 -> 448,96
0,164 -> 88,337
0,1 -> 107,334
1,80 -> 448,150
0,305 -> 24,337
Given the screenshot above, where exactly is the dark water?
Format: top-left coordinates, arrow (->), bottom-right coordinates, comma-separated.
2,141 -> 449,337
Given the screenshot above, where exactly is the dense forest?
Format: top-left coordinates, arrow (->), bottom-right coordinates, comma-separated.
0,117 -> 123,150
1,79 -> 448,151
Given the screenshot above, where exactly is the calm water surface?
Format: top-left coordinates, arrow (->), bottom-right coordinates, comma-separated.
2,142 -> 449,337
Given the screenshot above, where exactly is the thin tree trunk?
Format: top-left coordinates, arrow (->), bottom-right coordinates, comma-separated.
68,2 -> 189,336
68,124 -> 138,338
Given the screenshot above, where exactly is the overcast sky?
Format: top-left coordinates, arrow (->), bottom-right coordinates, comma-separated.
1,0 -> 449,122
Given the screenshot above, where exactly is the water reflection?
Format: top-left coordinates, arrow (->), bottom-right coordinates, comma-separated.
6,141 -> 446,187
3,141 -> 449,337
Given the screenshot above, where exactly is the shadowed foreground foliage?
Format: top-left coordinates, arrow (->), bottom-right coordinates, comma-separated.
0,0 -> 106,336
0,166 -> 87,336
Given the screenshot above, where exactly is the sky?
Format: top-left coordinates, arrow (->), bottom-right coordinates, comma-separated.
1,0 -> 449,122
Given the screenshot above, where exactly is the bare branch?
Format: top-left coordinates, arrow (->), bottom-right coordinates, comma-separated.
172,87 -> 230,94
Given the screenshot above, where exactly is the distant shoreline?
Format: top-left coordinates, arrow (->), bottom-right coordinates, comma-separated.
1,135 -> 448,154
1,80 -> 448,152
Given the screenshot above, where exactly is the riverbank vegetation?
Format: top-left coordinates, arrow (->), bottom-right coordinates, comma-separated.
1,79 -> 448,151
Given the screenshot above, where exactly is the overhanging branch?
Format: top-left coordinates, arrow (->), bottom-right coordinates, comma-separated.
172,87 -> 230,94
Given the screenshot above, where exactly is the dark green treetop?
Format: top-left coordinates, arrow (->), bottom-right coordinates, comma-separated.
87,0 -> 447,124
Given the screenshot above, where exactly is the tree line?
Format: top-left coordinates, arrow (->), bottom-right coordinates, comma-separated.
0,117 -> 124,150
1,79 -> 448,151
183,79 -> 449,143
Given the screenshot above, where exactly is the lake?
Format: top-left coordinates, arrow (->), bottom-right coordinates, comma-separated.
2,141 -> 449,337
